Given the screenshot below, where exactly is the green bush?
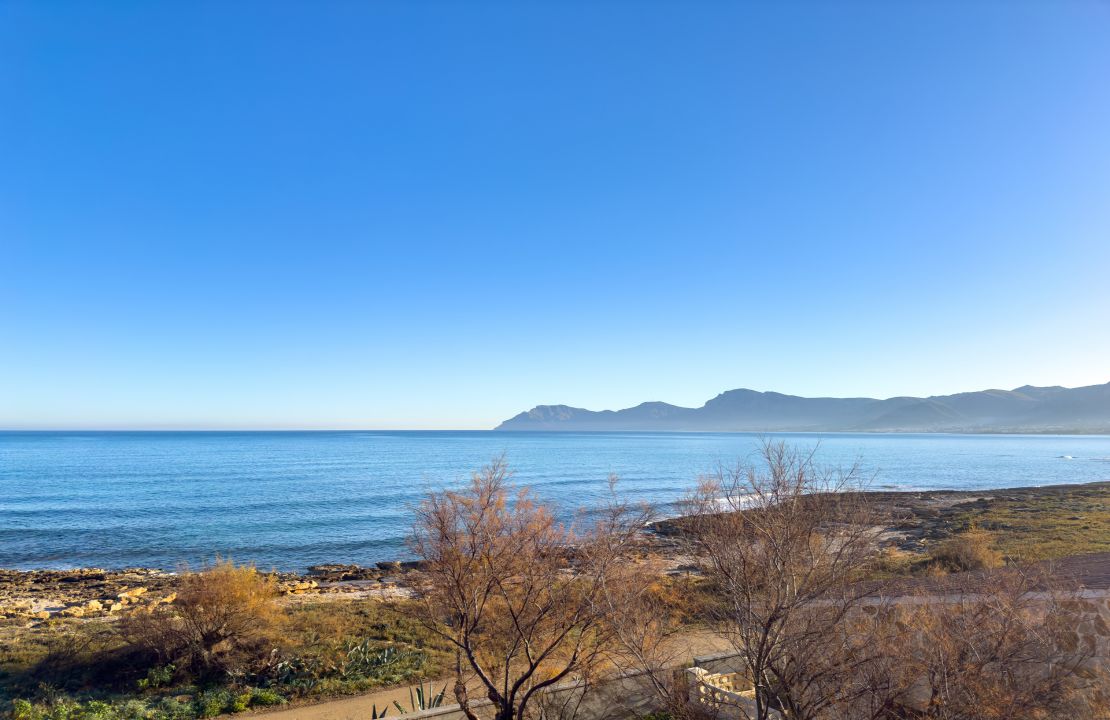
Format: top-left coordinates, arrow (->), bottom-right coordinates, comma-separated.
77,702 -> 115,720
247,688 -> 284,707
11,699 -> 36,720
137,665 -> 175,691
229,693 -> 251,714
193,691 -> 229,719
149,697 -> 192,720
112,700 -> 150,720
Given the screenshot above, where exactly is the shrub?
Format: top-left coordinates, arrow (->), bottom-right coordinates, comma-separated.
229,693 -> 251,714
149,697 -> 193,720
136,664 -> 175,691
113,700 -> 151,720
12,699 -> 37,720
120,560 -> 282,680
193,690 -> 229,719
929,525 -> 1004,572
75,702 -> 114,720
9,699 -> 153,720
247,688 -> 285,707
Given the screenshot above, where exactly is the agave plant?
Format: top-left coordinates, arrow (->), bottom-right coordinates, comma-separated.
392,681 -> 447,714
345,641 -> 395,676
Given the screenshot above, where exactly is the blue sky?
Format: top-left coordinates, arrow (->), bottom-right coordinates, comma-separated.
2,1 -> 1109,429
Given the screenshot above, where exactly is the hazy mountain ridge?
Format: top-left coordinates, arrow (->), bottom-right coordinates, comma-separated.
494,382 -> 1110,433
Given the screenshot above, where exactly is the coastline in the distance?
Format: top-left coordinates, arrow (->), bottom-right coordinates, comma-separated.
496,381 -> 1110,434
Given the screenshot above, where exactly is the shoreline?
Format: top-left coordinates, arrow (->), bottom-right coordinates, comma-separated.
4,480 -> 1109,625
7,479 -> 1110,578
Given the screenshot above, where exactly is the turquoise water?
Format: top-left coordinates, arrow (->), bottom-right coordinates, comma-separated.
2,431 -> 1109,571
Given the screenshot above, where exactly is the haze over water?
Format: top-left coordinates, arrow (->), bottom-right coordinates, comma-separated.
3,431 -> 1109,572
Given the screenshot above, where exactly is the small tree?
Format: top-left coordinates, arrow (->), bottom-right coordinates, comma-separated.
412,458 -> 647,720
683,441 -> 879,720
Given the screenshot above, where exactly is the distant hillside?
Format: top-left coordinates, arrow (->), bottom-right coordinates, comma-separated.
494,382 -> 1110,433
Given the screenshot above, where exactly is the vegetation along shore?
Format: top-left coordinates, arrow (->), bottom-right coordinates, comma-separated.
3,453 -> 1109,720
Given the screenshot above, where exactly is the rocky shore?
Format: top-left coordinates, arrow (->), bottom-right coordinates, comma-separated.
6,481 -> 1108,628
649,481 -> 1110,562
0,561 -> 430,627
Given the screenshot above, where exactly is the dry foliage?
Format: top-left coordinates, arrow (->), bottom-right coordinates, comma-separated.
867,569 -> 1104,720
674,442 -> 1105,720
412,458 -> 651,720
682,441 -> 880,720
119,559 -> 283,679
594,556 -> 692,711
927,526 -> 1004,574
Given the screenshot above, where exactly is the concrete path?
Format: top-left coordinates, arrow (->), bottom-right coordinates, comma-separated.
252,631 -> 732,720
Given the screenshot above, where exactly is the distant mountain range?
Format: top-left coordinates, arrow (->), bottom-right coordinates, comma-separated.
494,382 -> 1110,434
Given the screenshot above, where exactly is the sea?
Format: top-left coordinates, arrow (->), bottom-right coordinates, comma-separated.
2,430 -> 1109,572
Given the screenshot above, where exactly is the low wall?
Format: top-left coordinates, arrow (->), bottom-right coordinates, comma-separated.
1068,592 -> 1110,675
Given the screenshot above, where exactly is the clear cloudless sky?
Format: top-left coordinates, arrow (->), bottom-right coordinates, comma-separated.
2,1 -> 1109,429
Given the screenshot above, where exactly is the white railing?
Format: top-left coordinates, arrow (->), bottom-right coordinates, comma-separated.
687,667 -> 778,719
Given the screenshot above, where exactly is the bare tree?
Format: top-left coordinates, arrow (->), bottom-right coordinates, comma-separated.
412,458 -> 649,720
682,441 -> 881,720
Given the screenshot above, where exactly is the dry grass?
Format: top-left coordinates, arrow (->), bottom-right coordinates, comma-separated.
927,525 -> 1004,573
947,484 -> 1110,562
863,482 -> 1110,578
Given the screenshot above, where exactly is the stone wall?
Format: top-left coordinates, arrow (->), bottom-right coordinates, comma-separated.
1069,592 -> 1110,676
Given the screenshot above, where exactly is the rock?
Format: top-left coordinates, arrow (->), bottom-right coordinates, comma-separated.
161,593 -> 177,604
108,602 -> 123,613
1,601 -> 32,614
307,563 -> 379,581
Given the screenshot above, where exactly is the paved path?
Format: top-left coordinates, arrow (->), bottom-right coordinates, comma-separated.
252,631 -> 733,720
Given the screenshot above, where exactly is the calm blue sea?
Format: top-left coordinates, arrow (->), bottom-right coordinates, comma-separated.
2,431 -> 1109,572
